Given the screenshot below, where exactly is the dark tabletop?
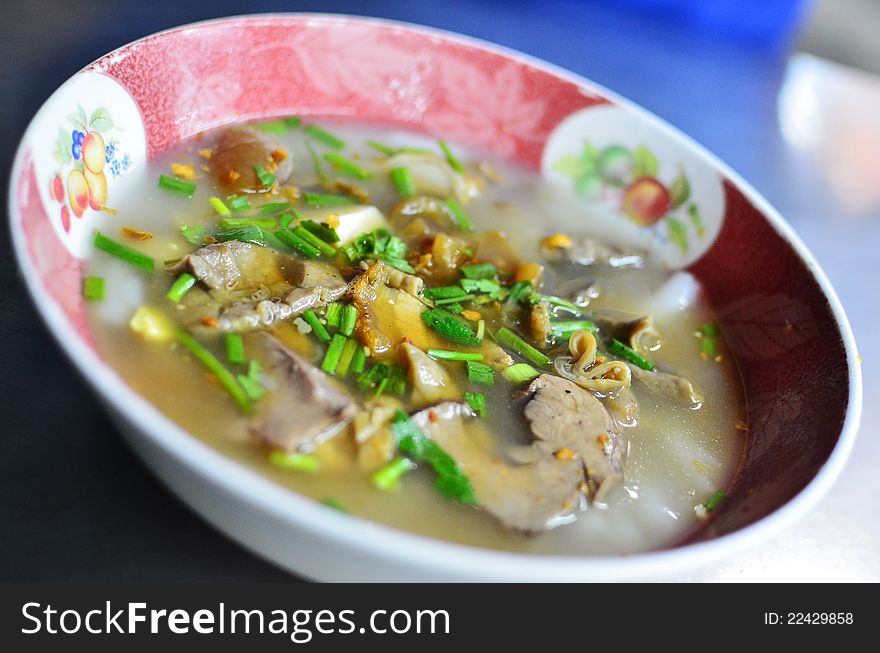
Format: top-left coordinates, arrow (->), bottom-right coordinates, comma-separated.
2,0 -> 829,581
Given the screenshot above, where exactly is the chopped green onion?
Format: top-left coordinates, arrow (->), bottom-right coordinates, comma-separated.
351,346 -> 367,374
357,362 -> 389,393
305,138 -> 328,184
301,219 -> 340,244
502,363 -> 540,384
261,230 -> 291,252
476,319 -> 485,341
253,119 -> 288,134
463,391 -> 486,418
339,304 -> 358,337
461,262 -> 497,280
303,192 -> 354,208
94,231 -> 155,272
424,286 -> 469,300
443,198 -> 474,231
421,308 -> 481,346
381,257 -> 415,274
302,310 -> 330,343
367,140 -> 397,155
323,152 -> 372,180
492,327 -> 550,367
321,334 -> 347,374
275,229 -> 320,258
269,450 -> 321,473
225,333 -> 246,364
217,225 -> 266,246
507,280 -> 533,304
386,365 -> 407,396
254,165 -> 276,188
700,323 -> 720,358
237,373 -> 266,400
82,276 -> 105,301
551,320 -> 597,340
444,303 -> 464,314
607,338 -> 656,371
292,226 -> 336,257
278,212 -> 297,230
325,303 -> 343,328
392,411 -> 476,505
258,201 -> 293,215
209,196 -> 231,216
247,359 -> 262,382
320,497 -> 348,512
460,278 -> 500,294
158,174 -> 196,197
466,361 -> 495,385
438,139 -> 465,173
390,167 -> 416,197
166,273 -> 196,303
427,349 -> 483,361
336,337 -> 359,377
305,124 -> 346,149
434,294 -> 471,306
176,329 -> 252,414
226,195 -> 250,211
371,456 -> 416,492
532,293 -> 582,314
284,116 -> 302,129
704,489 -> 727,511
179,224 -> 206,245
219,216 -> 277,230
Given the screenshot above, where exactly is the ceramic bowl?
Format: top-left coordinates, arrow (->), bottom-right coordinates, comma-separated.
9,14 -> 861,581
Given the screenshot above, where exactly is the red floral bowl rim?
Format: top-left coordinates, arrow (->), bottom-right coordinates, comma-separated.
8,13 -> 863,580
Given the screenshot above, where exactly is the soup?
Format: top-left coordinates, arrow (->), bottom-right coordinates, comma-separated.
84,120 -> 745,555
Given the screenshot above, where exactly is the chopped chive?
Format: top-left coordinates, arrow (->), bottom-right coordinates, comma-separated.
704,489 -> 727,511
323,152 -> 372,180
492,327 -> 550,367
176,329 -> 252,414
304,138 -> 328,184
502,363 -> 540,384
427,349 -> 483,361
292,226 -> 336,257
551,320 -> 597,340
269,450 -> 321,473
321,334 -> 347,374
325,303 -> 343,328
321,497 -> 348,512
94,231 -> 155,272
258,201 -> 293,215
373,377 -> 389,398
421,308 -> 481,347
476,319 -> 485,341
335,337 -> 359,377
386,365 -> 407,396
424,286 -> 469,300
367,140 -> 397,155
278,212 -> 297,230
285,116 -> 302,129
532,293 -> 582,314
351,346 -> 367,374
700,323 -> 720,358
254,165 -> 276,188
607,338 -> 656,371
237,373 -> 266,400
438,139 -> 465,173
82,276 -> 105,301
444,303 -> 464,314
466,361 -> 495,385
261,230 -> 291,252
507,280 -> 533,304
305,124 -> 346,149
434,294 -> 471,306
303,192 -> 354,208
357,362 -> 389,393
301,219 -> 340,244
219,216 -> 277,230
179,224 -> 206,245
339,304 -> 358,337
216,225 -> 266,246
463,391 -> 486,418
371,456 -> 416,492
444,198 -> 474,230
381,257 -> 415,274
461,262 -> 497,280
460,278 -> 500,294
166,273 -> 196,303
275,229 -> 321,258
209,196 -> 231,216
225,333 -> 246,364
253,119 -> 290,134
390,166 -> 416,197
158,174 -> 196,197
302,310 -> 330,342
226,195 -> 251,211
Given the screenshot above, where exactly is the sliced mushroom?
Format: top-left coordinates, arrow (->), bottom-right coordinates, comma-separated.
398,343 -> 458,407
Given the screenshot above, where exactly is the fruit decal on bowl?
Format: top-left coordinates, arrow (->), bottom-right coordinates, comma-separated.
553,141 -> 704,253
49,105 -> 130,232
